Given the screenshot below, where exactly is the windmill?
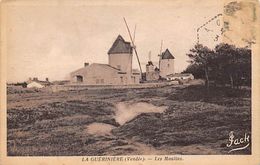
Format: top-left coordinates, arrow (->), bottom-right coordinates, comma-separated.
141,51 -> 159,66
123,18 -> 144,80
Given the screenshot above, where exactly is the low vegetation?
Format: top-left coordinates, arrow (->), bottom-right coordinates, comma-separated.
7,83 -> 251,155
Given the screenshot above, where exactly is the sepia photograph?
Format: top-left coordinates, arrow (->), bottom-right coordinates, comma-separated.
1,0 -> 259,162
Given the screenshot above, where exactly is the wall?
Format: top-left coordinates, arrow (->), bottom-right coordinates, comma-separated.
159,59 -> 175,78
146,71 -> 159,81
146,64 -> 159,81
70,64 -> 140,85
52,80 -> 179,92
108,53 -> 132,73
131,74 -> 141,84
70,64 -> 119,85
146,64 -> 154,73
27,82 -> 44,88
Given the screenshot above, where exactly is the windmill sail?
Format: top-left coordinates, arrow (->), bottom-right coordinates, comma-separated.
133,24 -> 136,45
159,40 -> 163,58
158,40 -> 163,70
123,17 -> 143,79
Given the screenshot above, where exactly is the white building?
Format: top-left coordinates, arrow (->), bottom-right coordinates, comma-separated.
166,73 -> 194,81
26,78 -> 51,88
146,61 -> 159,81
27,81 -> 44,88
159,49 -> 175,78
70,35 -> 141,85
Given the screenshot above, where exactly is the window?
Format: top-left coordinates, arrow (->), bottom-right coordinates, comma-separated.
76,75 -> 83,82
96,79 -> 99,84
168,64 -> 170,67
100,79 -> 104,84
120,77 -> 123,83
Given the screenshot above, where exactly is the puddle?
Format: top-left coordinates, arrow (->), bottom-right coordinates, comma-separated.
86,123 -> 116,135
114,102 -> 167,125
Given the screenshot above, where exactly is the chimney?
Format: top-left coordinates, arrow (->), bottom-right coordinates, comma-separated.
46,78 -> 49,82
29,77 -> 32,81
84,62 -> 89,67
33,77 -> 38,81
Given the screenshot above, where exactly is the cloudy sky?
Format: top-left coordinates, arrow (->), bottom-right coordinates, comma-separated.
5,0 -> 222,82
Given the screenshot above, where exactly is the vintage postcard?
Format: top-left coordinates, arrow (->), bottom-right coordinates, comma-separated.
0,0 -> 260,164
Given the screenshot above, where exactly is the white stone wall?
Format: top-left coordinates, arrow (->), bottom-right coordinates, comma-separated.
159,59 -> 175,78
108,53 -> 133,73
70,63 -> 140,85
146,65 -> 154,73
146,64 -> 160,81
146,71 -> 159,81
27,82 -> 44,88
71,64 -> 119,85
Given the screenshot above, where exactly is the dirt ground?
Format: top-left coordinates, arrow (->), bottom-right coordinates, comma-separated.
7,82 -> 251,156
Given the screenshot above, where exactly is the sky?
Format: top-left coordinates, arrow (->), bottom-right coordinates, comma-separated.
4,0 -> 222,83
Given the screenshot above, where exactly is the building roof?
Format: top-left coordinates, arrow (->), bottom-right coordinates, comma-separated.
96,63 -> 121,71
27,80 -> 51,86
108,35 -> 133,54
70,63 -> 120,75
161,49 -> 175,59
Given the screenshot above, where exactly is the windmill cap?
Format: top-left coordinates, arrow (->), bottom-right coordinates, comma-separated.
161,49 -> 175,59
108,35 -> 133,54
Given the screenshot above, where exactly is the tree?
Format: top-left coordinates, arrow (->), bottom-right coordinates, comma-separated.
182,64 -> 204,79
186,44 -> 215,89
214,43 -> 237,87
215,43 -> 251,88
185,43 -> 251,89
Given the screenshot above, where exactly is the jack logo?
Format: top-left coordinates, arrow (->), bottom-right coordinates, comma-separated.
226,131 -> 250,153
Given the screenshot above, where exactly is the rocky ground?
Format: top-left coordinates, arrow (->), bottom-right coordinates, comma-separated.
7,82 -> 251,155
